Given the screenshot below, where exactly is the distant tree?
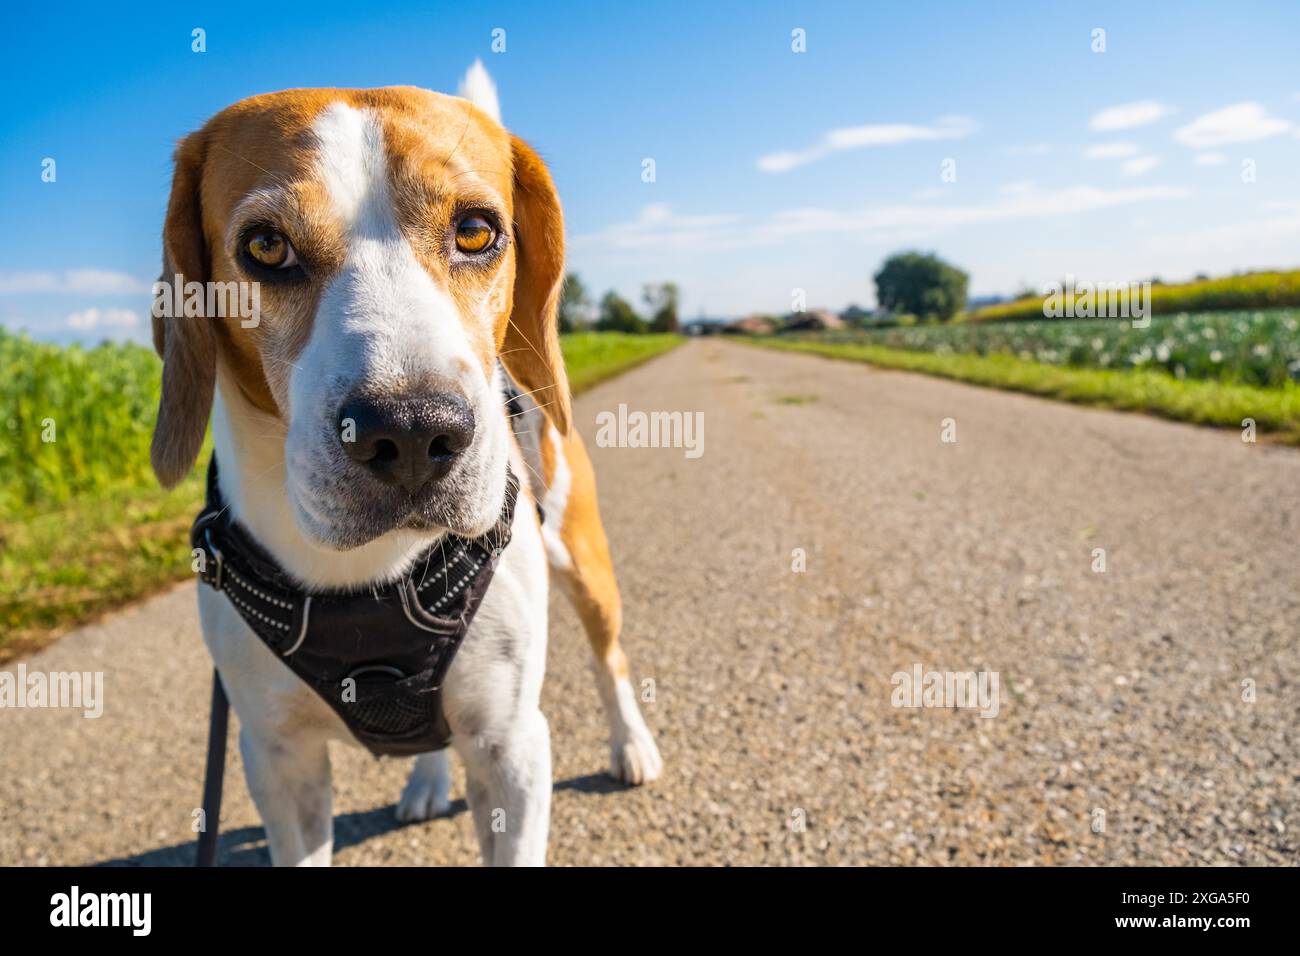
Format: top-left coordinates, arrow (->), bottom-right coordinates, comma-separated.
596,290 -> 646,333
874,251 -> 969,321
642,282 -> 680,333
558,272 -> 590,333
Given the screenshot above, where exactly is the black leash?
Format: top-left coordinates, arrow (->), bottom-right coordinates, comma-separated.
196,668 -> 229,867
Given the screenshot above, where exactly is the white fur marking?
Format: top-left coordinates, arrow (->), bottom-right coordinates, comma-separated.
458,59 -> 501,124
312,103 -> 391,228
540,427 -> 573,570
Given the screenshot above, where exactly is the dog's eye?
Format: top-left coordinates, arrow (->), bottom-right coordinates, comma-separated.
245,230 -> 298,269
454,215 -> 496,254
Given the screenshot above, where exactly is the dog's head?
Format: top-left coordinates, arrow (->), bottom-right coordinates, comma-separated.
151,76 -> 568,549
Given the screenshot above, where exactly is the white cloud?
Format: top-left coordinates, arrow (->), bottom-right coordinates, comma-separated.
1260,199 -> 1300,214
1173,102 -> 1294,148
1089,100 -> 1173,131
571,202 -> 740,250
1194,152 -> 1227,165
1004,143 -> 1051,156
1121,156 -> 1161,177
766,184 -> 1188,238
0,269 -> 151,295
1138,210 -> 1300,260
575,184 -> 1189,253
1084,141 -> 1140,159
757,115 -> 976,172
65,307 -> 141,331
1000,180 -> 1039,196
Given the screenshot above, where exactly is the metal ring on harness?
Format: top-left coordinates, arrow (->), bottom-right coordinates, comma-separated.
348,664 -> 406,682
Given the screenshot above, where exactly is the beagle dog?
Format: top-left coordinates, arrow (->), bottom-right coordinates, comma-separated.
150,64 -> 661,866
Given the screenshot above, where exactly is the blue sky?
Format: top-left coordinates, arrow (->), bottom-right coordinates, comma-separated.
3,0 -> 1299,342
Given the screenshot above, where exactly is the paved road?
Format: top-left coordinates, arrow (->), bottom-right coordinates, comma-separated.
2,339 -> 1297,865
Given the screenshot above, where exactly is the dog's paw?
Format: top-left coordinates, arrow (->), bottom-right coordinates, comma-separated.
396,765 -> 452,822
609,726 -> 663,785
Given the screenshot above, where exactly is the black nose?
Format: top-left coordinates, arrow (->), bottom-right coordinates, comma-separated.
337,392 -> 476,493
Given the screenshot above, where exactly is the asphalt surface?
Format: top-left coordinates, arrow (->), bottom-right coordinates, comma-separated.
1,338 -> 1296,866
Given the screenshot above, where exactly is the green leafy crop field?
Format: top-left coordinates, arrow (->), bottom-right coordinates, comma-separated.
753,309 -> 1300,444
813,310 -> 1300,388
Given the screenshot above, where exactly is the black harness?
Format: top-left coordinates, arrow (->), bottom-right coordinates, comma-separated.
191,457 -> 520,864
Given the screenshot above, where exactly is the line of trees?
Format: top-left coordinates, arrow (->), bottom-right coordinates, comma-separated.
556,251 -> 970,334
559,273 -> 679,334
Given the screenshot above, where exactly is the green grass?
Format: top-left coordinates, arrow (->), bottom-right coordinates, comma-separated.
0,330 -> 681,661
560,332 -> 681,392
971,269 -> 1300,323
750,337 -> 1300,442
0,477 -> 205,661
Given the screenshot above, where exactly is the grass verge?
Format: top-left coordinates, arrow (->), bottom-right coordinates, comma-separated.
560,332 -> 682,392
0,476 -> 205,662
749,338 -> 1300,442
0,332 -> 681,662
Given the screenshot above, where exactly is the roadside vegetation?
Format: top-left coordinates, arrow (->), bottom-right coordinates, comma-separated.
705,261 -> 1300,334
753,335 -> 1300,442
802,310 -> 1300,388
559,332 -> 680,392
970,270 -> 1300,324
0,328 -> 680,661
719,251 -> 1300,443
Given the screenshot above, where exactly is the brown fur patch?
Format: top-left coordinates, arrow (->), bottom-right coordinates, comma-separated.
553,428 -> 625,675
151,85 -> 572,484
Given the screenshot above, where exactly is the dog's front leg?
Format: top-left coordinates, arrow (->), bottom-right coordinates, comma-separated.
455,710 -> 551,866
239,726 -> 333,866
397,750 -> 452,821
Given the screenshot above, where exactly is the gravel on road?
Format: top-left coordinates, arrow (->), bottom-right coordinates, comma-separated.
1,339 -> 1295,865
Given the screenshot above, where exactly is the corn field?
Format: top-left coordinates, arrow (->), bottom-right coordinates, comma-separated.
0,330 -> 162,516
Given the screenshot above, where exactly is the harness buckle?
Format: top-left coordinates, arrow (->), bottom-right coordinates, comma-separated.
204,527 -> 224,592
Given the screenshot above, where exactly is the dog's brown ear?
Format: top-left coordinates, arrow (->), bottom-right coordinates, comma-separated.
503,135 -> 571,435
151,131 -> 216,488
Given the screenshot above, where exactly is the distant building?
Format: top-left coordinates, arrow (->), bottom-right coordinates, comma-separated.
682,312 -> 735,336
781,309 -> 846,333
839,304 -> 874,325
682,318 -> 730,336
722,314 -> 777,336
